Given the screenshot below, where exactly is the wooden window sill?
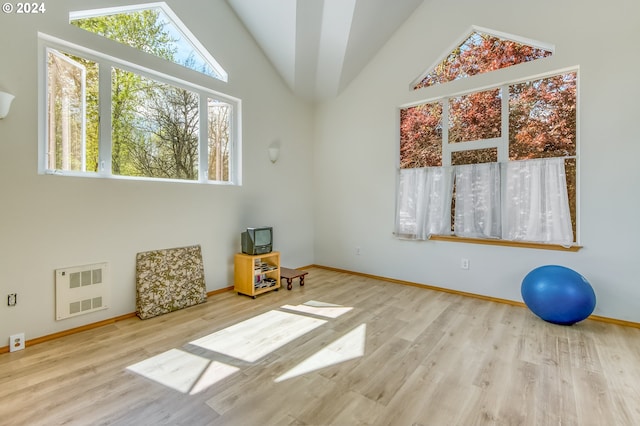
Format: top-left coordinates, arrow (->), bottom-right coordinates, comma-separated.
428,235 -> 582,252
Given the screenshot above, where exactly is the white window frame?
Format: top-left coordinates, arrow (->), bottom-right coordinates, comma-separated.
441,86 -> 508,166
410,25 -> 555,90
69,2 -> 228,82
38,33 -> 242,185
46,49 -> 88,172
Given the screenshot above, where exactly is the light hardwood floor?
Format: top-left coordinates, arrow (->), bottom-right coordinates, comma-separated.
2,267 -> 640,425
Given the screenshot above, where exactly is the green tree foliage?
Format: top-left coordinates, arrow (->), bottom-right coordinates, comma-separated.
51,9 -> 231,181
80,58 -> 100,172
70,10 -> 175,58
110,66 -> 143,175
72,10 -> 176,174
73,10 -> 198,179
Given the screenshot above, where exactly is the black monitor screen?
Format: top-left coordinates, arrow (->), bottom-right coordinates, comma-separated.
254,228 -> 271,246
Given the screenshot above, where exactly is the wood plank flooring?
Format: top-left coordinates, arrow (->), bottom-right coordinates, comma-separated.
1,267 -> 640,425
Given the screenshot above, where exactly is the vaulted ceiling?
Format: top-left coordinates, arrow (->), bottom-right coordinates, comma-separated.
226,0 -> 425,102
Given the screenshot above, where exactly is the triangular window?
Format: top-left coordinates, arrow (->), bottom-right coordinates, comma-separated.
413,28 -> 552,89
70,3 -> 227,82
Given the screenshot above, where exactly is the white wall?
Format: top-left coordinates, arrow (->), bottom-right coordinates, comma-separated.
313,0 -> 640,322
2,0 -> 638,345
0,0 -> 315,341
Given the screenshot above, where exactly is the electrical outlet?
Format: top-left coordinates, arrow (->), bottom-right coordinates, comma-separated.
355,247 -> 361,256
9,333 -> 25,352
460,258 -> 470,270
7,293 -> 17,306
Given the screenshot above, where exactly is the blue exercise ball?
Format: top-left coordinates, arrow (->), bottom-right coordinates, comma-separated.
521,265 -> 596,325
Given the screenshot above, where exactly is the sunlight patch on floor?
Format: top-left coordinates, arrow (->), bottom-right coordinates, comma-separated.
275,323 -> 366,382
126,348 -> 239,395
281,300 -> 354,318
126,301 -> 360,395
190,310 -> 327,362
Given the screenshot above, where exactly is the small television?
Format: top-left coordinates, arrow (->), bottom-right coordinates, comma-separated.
241,226 -> 273,255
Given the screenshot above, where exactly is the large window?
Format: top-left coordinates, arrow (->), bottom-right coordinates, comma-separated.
398,29 -> 577,247
40,4 -> 239,184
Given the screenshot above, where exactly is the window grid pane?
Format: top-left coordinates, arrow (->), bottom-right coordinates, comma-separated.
509,72 -> 577,160
451,148 -> 498,166
47,50 -> 86,172
207,99 -> 231,182
111,68 -> 199,180
400,102 -> 443,168
449,88 -> 501,144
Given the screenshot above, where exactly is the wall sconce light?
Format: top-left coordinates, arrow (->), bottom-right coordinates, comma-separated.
268,140 -> 281,163
0,91 -> 15,119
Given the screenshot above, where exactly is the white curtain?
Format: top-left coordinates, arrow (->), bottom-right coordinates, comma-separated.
395,166 -> 454,240
454,162 -> 501,238
503,158 -> 574,246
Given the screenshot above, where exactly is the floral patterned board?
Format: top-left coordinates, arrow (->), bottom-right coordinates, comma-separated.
135,245 -> 207,319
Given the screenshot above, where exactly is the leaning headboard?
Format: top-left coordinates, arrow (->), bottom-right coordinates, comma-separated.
135,244 -> 207,319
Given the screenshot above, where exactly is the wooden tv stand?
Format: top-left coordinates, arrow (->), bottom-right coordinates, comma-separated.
234,251 -> 280,298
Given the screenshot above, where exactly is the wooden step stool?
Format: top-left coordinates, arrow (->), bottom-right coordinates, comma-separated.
280,267 -> 308,290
